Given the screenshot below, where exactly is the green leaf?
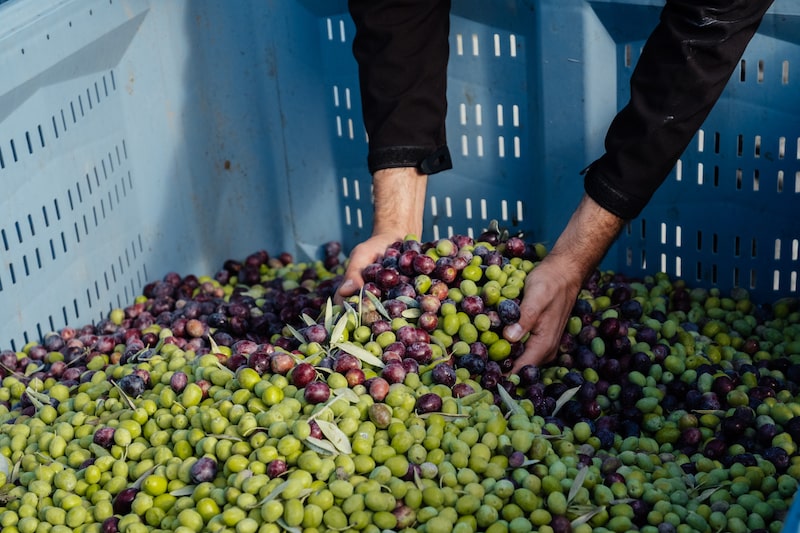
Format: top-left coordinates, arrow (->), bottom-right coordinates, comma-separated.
496,383 -> 525,417
109,380 -> 137,410
365,290 -> 391,320
570,506 -> 605,528
286,323 -> 308,346
395,295 -> 419,308
257,480 -> 289,507
301,313 -> 318,327
324,298 -> 334,332
304,437 -> 339,456
568,466 -> 589,504
169,485 -> 197,497
330,314 -> 349,346
418,412 -> 469,420
277,518 -> 303,533
401,308 -> 421,320
337,342 -> 385,369
314,419 -> 353,454
551,385 -> 581,417
332,387 -> 360,404
132,465 -> 157,489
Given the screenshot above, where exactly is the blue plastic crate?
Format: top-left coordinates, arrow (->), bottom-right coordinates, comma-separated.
0,0 -> 798,357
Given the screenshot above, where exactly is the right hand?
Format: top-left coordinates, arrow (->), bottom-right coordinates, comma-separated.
334,233 -> 403,304
335,167 -> 429,304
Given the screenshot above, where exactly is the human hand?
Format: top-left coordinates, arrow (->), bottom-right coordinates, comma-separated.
334,233 -> 403,304
503,193 -> 626,374
333,167 -> 429,304
504,256 -> 583,373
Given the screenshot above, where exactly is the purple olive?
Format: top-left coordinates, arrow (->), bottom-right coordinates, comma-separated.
190,457 -> 218,484
415,393 -> 443,414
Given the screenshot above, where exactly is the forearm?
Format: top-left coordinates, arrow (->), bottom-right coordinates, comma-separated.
585,0 -> 774,219
372,167 -> 428,238
348,0 -> 453,175
546,194 -> 626,284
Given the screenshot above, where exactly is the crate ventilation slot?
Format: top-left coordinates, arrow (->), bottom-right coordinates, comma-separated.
0,70 -> 117,170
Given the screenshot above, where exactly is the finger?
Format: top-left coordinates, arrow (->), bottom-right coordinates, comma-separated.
510,334 -> 554,374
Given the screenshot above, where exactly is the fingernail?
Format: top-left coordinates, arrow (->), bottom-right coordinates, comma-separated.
338,279 -> 355,294
505,323 -> 523,342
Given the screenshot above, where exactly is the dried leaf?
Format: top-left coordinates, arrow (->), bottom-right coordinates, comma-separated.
304,436 -> 338,456
365,290 -> 391,320
497,384 -> 525,417
207,334 -> 221,355
568,466 -> 589,504
314,420 -> 353,454
337,342 -> 385,369
551,385 -> 581,417
169,485 -> 197,497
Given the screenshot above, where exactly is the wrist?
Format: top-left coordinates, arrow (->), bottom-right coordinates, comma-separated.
372,167 -> 428,239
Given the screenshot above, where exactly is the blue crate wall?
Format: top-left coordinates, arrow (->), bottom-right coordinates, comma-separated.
583,0 -> 800,300
315,0 -> 563,253
0,0 -> 347,350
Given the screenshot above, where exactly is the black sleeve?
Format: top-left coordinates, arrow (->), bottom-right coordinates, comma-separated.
348,0 -> 453,175
584,0 -> 775,220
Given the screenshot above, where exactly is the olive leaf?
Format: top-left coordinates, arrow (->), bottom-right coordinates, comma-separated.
205,433 -> 242,441
568,466 -> 589,504
277,518 -> 303,533
365,290 -> 391,321
132,465 -> 157,489
324,298 -> 334,332
109,380 -> 137,410
395,295 -> 419,308
169,485 -> 197,497
90,443 -> 111,458
314,419 -> 353,454
255,480 -> 289,507
336,342 -> 385,369
417,412 -> 469,420
330,314 -> 350,346
458,389 -> 493,406
496,383 -> 525,417
215,361 -> 235,376
304,436 -> 339,456
10,457 -> 22,484
301,313 -> 318,327
570,505 -> 605,528
286,324 -> 308,346
24,387 -> 50,411
332,387 -> 360,404
207,334 -> 221,355
401,308 -> 422,320
551,385 -> 581,417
